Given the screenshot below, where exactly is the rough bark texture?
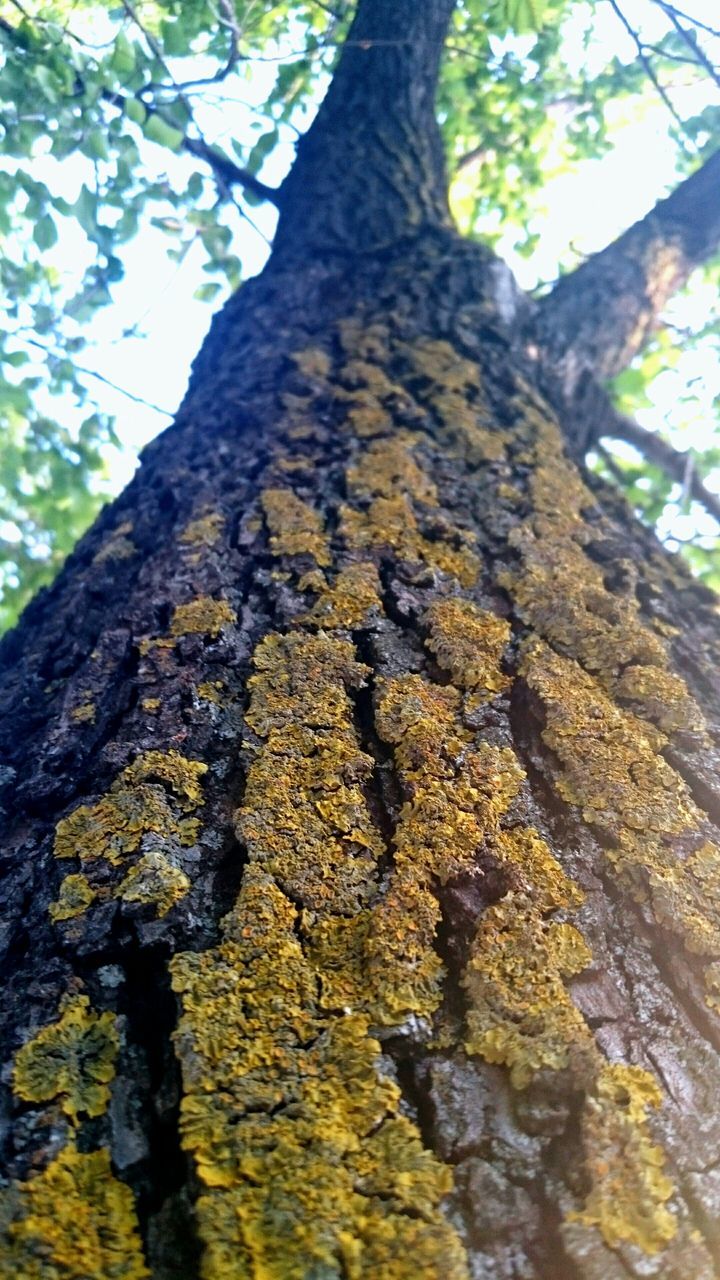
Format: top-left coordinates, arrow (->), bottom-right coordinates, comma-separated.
2,3 -> 720,1279
528,146 -> 720,402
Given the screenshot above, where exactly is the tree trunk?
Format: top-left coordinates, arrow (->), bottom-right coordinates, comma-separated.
2,4 -> 720,1278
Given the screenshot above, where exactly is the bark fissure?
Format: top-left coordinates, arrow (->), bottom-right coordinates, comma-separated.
3,4 -> 720,1277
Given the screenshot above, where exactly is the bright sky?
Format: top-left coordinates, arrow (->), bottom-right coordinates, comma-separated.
15,0 -> 720,549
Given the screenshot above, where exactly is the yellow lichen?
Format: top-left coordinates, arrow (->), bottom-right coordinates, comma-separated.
13,996 -> 119,1121
341,495 -> 479,587
141,697 -> 160,713
261,488 -> 332,565
521,637 -> 720,1019
369,673 -> 524,1022
570,1064 -> 677,1254
403,339 -> 481,393
49,873 -> 97,922
116,851 -> 190,917
501,408 -> 704,738
53,751 -> 205,870
0,1146 -> 148,1279
346,434 -> 437,505
291,346 -> 331,379
71,703 -> 96,724
168,618 -> 469,1278
396,339 -> 505,464
424,597 -> 510,699
179,512 -> 224,547
464,900 -> 592,1087
170,596 -> 236,638
54,784 -> 184,867
237,632 -> 383,913
462,822 -> 589,1090
92,521 -> 135,566
170,867 -> 468,1280
197,680 -> 223,703
120,749 -> 207,810
303,562 -> 382,630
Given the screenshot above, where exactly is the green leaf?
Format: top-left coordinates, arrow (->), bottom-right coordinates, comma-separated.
143,114 -> 185,152
82,129 -> 110,162
194,282 -> 222,303
490,0 -> 550,34
111,30 -> 136,76
160,19 -> 187,56
33,213 -> 58,251
125,97 -> 147,126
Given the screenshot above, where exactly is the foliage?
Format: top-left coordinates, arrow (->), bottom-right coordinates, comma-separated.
0,0 -> 719,629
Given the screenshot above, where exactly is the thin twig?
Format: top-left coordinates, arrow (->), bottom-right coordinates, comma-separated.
607,0 -> 696,151
653,0 -> 720,42
599,411 -> 720,524
25,338 -> 174,417
661,5 -> 720,91
181,135 -> 280,204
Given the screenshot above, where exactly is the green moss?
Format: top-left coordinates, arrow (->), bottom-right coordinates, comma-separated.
0,1146 -> 148,1279
13,995 -> 119,1122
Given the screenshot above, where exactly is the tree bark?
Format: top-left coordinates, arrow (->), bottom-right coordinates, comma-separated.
530,147 -> 720,401
3,4 -> 720,1279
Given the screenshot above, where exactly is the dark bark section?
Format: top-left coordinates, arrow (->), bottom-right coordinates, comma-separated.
3,225 -> 720,1277
2,3 -> 720,1277
274,0 -> 455,253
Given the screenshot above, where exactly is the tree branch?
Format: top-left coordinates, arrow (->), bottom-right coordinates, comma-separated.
0,15 -> 281,207
530,147 -> 720,399
607,0 -> 696,146
597,409 -> 720,525
180,135 -> 280,204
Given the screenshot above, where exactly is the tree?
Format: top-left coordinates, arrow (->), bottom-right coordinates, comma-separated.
2,0 -> 720,630
2,0 -> 720,1275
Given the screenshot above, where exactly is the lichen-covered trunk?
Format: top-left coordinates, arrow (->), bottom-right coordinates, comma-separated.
3,4 -> 720,1277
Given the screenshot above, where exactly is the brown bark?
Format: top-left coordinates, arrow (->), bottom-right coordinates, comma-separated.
529,147 -> 720,401
2,4 -> 720,1279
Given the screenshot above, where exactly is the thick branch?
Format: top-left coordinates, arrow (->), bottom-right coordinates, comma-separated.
274,0 -> 457,255
599,409 -> 720,525
531,148 -> 720,399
